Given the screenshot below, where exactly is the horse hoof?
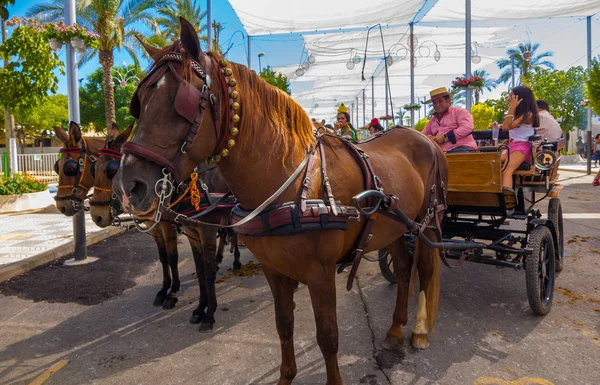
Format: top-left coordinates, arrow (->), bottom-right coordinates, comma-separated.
410,333 -> 429,349
162,296 -> 178,310
232,262 -> 241,271
382,334 -> 404,351
199,322 -> 214,333
153,295 -> 166,307
189,313 -> 204,324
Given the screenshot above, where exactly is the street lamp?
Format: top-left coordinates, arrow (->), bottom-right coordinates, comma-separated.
258,52 -> 265,72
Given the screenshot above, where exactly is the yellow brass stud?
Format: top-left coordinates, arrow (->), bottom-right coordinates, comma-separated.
231,114 -> 240,123
220,148 -> 229,157
230,127 -> 239,136
224,68 -> 233,76
230,90 -> 239,99
232,102 -> 240,111
228,78 -> 237,87
207,156 -> 214,164
227,139 -> 236,147
213,155 -> 222,162
219,59 -> 228,67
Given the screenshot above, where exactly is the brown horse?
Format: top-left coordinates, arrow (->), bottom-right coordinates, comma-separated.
92,122 -> 241,329
115,17 -> 446,384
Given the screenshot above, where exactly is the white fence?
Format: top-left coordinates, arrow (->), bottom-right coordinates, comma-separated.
14,153 -> 60,184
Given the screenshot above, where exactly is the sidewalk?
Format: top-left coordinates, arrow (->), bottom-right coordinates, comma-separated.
559,161 -> 599,173
0,205 -> 124,281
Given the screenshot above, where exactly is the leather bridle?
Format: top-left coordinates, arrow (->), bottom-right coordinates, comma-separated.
54,138 -> 96,210
89,147 -> 123,221
122,44 -> 236,184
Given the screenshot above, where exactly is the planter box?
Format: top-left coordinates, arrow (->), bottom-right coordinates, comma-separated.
0,190 -> 54,214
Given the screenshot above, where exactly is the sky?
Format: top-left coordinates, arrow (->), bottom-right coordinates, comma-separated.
5,1 -> 600,106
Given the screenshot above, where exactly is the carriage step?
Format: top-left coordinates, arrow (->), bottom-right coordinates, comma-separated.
502,187 -> 517,209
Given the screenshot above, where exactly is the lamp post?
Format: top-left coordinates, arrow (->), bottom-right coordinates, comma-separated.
258,52 -> 265,72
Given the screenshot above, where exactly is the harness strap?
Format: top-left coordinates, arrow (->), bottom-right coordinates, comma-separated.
299,148 -> 317,213
319,140 -> 339,216
345,214 -> 377,291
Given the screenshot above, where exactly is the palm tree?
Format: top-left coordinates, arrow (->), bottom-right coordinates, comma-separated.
496,42 -> 554,86
395,109 -> 408,125
153,0 -> 208,48
28,0 -> 166,129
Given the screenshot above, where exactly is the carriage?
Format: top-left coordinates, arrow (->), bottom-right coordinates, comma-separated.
377,130 -> 565,315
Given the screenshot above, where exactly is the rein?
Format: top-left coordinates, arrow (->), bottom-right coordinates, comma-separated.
55,138 -> 97,210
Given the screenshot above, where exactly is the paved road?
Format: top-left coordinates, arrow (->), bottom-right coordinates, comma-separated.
0,171 -> 598,385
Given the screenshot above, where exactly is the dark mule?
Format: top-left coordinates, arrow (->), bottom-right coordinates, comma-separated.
92,123 -> 240,330
115,17 -> 447,384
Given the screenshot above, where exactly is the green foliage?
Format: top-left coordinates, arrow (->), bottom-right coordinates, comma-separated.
13,94 -> 68,144
482,93 -> 509,123
79,65 -> 141,132
0,17 -> 64,112
526,67 -> 587,132
154,0 -> 207,44
471,103 -> 495,130
0,173 -> 46,195
586,56 -> 600,116
259,66 -> 291,95
414,117 -> 429,132
496,42 -> 554,85
0,0 -> 16,19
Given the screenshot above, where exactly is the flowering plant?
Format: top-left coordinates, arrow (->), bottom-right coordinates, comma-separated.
379,114 -> 393,120
452,76 -> 484,89
580,100 -> 590,107
42,22 -> 100,49
403,103 -> 421,111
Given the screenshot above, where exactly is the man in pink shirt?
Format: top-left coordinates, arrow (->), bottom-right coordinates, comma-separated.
422,87 -> 478,153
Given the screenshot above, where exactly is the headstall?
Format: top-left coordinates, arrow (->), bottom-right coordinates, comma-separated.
54,137 -> 96,210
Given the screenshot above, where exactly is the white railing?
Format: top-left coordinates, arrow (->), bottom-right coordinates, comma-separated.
16,153 -> 60,184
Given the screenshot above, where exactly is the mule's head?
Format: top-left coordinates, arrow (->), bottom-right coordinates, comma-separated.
53,122 -> 97,216
89,122 -> 132,227
115,17 -> 234,218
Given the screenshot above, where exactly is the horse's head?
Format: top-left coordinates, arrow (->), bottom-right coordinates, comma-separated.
53,121 -> 98,216
115,17 -> 235,218
89,122 -> 132,227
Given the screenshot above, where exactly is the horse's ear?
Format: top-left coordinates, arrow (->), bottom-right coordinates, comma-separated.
179,16 -> 201,59
68,121 -> 82,144
107,122 -> 120,141
135,35 -> 162,61
112,121 -> 134,151
54,126 -> 69,143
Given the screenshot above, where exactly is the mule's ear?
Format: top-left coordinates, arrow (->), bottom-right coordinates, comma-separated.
54,126 -> 69,143
112,121 -> 134,151
135,35 -> 162,61
68,121 -> 82,144
179,16 -> 201,59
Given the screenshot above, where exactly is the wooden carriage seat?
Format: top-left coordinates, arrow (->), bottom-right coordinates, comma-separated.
446,152 -> 503,210
514,138 -> 564,186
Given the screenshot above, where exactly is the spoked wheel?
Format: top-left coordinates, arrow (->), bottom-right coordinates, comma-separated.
378,248 -> 397,284
526,226 -> 556,315
547,197 -> 564,272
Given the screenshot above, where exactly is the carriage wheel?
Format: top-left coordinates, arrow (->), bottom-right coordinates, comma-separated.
547,198 -> 564,272
526,226 -> 556,316
378,248 -> 398,284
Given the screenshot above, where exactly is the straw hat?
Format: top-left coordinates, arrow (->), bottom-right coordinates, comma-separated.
425,87 -> 450,104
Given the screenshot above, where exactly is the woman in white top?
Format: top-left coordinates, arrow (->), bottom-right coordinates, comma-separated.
501,86 -> 540,190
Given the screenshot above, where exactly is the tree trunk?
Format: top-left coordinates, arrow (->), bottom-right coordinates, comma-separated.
475,89 -> 480,104
99,49 -> 116,129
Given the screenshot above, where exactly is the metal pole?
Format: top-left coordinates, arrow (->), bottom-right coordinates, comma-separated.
371,76 -> 375,118
511,55 -> 515,89
356,96 -> 359,125
385,73 -> 389,118
65,0 -> 86,261
351,103 -> 354,126
2,18 -> 16,176
465,0 -> 472,111
247,35 -> 251,68
362,90 -> 366,127
410,22 -> 415,128
207,0 -> 212,51
587,16 -> 593,175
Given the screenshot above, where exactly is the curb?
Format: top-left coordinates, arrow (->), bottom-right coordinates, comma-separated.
0,226 -> 126,283
559,166 -> 595,173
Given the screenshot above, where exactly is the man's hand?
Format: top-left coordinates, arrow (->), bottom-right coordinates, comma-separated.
433,133 -> 445,144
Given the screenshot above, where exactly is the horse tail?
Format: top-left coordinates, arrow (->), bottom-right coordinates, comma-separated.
426,247 -> 441,332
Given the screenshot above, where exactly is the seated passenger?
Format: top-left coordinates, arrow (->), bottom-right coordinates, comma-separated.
334,104 -> 357,142
369,118 -> 384,135
422,87 -> 478,153
500,86 -> 540,190
536,99 -> 562,141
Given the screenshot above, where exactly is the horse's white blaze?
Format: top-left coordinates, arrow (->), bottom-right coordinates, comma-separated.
412,290 -> 428,335
156,74 -> 166,88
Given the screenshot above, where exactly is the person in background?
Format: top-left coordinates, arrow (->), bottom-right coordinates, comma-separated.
422,87 -> 478,153
536,99 -> 562,141
593,134 -> 600,168
368,118 -> 384,135
576,136 -> 585,160
335,104 -> 357,142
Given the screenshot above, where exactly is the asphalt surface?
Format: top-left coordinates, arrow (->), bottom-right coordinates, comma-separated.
0,171 -> 598,385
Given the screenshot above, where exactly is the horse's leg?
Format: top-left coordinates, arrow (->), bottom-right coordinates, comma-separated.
216,229 -> 226,265
188,233 -> 208,324
162,223 -> 180,310
262,265 -> 297,385
307,265 -> 343,385
382,236 -> 413,351
149,226 -> 171,307
198,226 -> 219,332
231,231 -> 242,271
410,228 -> 441,349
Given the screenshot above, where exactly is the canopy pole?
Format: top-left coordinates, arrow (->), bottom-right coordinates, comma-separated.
465,0 -> 472,111
511,56 -> 515,89
371,76 -> 375,119
351,103 -> 354,125
247,35 -> 251,68
587,16 -> 593,175
356,96 -> 359,125
207,0 -> 213,50
362,90 -> 366,127
385,73 -> 389,122
410,22 -> 415,128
